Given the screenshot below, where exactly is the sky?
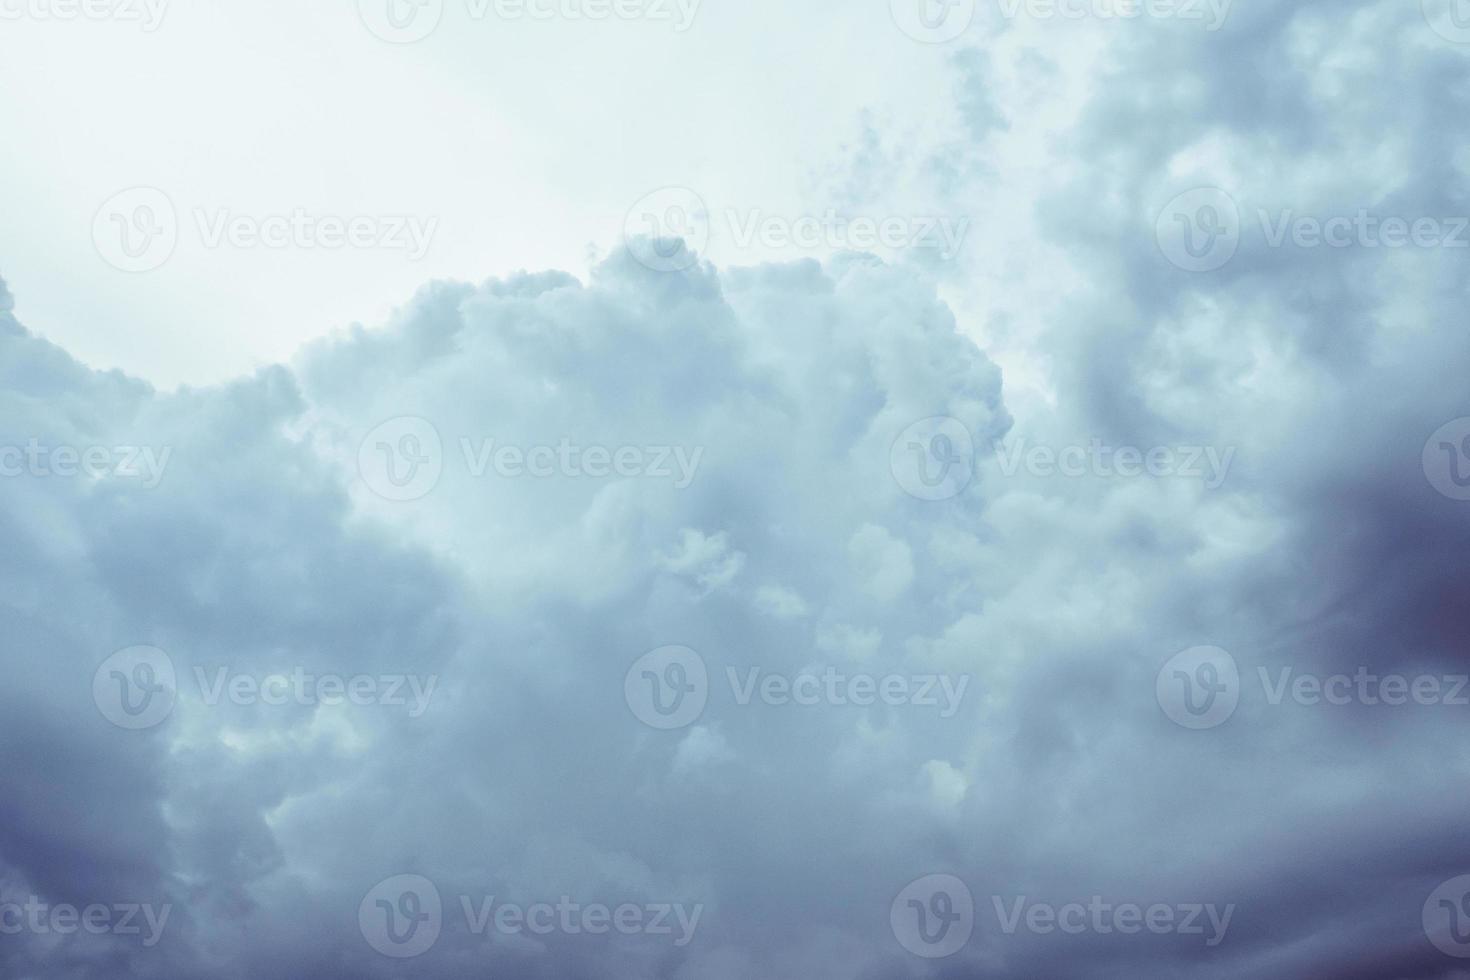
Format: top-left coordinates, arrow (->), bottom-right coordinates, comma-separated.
3,1 -> 1470,978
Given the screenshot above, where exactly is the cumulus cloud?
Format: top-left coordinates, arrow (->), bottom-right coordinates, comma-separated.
4,2 -> 1469,977
0,248 -> 1013,978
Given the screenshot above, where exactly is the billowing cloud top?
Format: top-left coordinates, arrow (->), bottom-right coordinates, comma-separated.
4,1 -> 1470,977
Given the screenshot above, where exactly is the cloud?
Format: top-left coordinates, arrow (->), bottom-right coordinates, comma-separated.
0,250 -> 1013,977
4,2 -> 1469,976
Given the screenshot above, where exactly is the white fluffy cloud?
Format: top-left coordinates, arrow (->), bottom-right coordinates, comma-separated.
4,2 -> 1470,977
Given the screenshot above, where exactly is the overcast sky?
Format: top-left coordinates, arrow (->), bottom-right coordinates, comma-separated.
3,1 -> 1470,978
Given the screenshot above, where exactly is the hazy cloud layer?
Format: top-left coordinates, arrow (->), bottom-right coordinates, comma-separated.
3,1 -> 1469,977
